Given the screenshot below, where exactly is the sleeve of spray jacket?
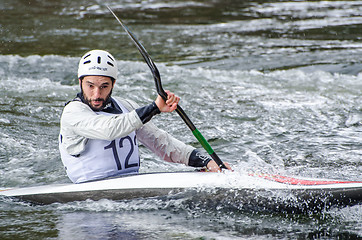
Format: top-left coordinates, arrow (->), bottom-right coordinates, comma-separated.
60,101 -> 144,156
188,149 -> 212,167
135,102 -> 161,124
136,121 -> 195,165
117,97 -> 195,166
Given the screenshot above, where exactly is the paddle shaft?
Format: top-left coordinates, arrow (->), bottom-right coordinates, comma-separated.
107,6 -> 226,169
175,106 -> 225,168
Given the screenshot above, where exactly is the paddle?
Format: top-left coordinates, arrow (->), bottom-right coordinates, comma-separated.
107,6 -> 227,169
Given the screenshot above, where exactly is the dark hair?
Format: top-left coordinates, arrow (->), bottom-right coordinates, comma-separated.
79,76 -> 115,84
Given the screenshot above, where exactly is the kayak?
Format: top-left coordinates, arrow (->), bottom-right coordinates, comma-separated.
1,171 -> 361,212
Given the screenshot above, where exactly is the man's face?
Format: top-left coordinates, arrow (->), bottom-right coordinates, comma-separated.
80,76 -> 114,111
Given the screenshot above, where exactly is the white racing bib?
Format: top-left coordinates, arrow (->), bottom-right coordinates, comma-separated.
60,100 -> 140,183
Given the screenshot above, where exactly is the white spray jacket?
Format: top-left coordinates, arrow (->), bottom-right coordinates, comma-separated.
59,96 -> 195,166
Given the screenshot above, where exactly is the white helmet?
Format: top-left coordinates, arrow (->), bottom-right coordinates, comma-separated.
78,50 -> 118,80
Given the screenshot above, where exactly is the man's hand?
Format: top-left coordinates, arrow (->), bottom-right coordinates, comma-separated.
206,160 -> 232,172
155,90 -> 180,112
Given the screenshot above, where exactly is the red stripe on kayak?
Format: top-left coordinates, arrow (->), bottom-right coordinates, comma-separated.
250,173 -> 362,185
0,189 -> 12,192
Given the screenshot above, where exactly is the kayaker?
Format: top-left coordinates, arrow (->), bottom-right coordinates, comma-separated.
59,50 -> 231,183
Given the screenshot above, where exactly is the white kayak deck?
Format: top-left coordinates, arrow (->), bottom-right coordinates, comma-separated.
1,171 -> 361,207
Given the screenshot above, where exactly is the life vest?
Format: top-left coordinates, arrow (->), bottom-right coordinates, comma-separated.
59,98 -> 140,183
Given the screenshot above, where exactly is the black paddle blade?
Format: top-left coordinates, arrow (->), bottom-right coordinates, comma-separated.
106,6 -> 167,101
107,6 -> 227,169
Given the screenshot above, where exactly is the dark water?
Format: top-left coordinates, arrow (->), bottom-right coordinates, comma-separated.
1,0 -> 361,239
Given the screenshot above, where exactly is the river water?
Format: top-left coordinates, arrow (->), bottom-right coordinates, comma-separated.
1,0 -> 361,239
